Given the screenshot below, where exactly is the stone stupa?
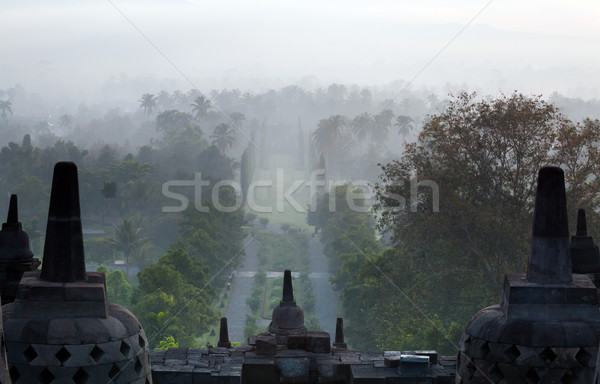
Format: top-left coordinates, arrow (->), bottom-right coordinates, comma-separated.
457,166 -> 600,383
2,162 -> 153,384
0,195 -> 36,305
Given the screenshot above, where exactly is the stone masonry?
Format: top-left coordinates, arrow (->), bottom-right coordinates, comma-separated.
457,167 -> 600,383
2,162 -> 153,384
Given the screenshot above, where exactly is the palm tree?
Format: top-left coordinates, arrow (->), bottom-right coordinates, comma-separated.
156,90 -> 173,110
139,93 -> 157,121
172,90 -> 186,109
105,217 -> 152,276
0,100 -> 13,121
229,112 -> 246,129
312,114 -> 346,173
210,123 -> 236,154
351,112 -> 373,143
371,109 -> 394,147
191,95 -> 211,121
394,115 -> 414,139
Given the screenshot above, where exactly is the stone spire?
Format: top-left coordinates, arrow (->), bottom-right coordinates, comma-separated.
333,317 -> 347,349
5,195 -> 17,227
526,166 -> 572,283
40,161 -> 86,282
570,208 -> 600,274
218,317 -> 232,348
282,269 -> 294,302
457,166 -> 600,384
0,194 -> 35,304
269,270 -> 307,335
3,162 -> 152,384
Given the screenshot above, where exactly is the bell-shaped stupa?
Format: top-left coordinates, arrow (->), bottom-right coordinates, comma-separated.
2,162 -> 153,384
268,270 -> 307,335
457,167 -> 600,383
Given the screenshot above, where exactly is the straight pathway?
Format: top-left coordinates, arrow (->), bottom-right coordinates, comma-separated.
224,237 -> 258,343
308,237 -> 340,338
224,227 -> 341,343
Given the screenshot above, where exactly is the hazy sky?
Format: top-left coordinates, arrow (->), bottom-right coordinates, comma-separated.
1,0 -> 599,101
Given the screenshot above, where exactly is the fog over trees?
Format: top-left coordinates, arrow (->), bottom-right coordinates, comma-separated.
1,0 -> 599,352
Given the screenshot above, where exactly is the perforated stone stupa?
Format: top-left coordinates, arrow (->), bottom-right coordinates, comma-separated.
2,162 -> 152,384
457,166 -> 600,383
0,195 -> 36,305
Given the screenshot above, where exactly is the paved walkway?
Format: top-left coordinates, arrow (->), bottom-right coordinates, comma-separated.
224,227 -> 341,343
224,237 -> 258,343
308,237 -> 340,337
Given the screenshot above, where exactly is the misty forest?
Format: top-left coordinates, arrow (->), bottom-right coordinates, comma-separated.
2,83 -> 600,353
2,0 -> 600,360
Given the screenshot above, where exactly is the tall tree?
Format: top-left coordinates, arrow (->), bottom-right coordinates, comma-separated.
394,115 -> 414,139
351,112 -> 373,143
259,118 -> 267,169
371,109 -> 394,147
105,217 -> 153,276
297,117 -> 305,169
312,114 -> 346,174
0,100 -> 12,121
139,93 -> 157,121
229,112 -> 246,129
240,147 -> 252,206
369,92 -> 597,349
210,123 -> 235,154
191,95 -> 212,121
156,90 -> 173,110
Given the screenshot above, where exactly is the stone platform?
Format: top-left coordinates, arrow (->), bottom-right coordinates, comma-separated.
150,344 -> 456,383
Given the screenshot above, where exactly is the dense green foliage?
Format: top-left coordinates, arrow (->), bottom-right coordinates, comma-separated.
309,93 -> 600,355
4,83 -> 600,355
96,264 -> 133,307
339,92 -> 600,354
132,249 -> 218,348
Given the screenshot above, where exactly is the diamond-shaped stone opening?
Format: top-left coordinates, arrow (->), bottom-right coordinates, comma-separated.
38,367 -> 55,384
134,357 -> 143,374
145,379 -> 150,384
120,340 -> 131,357
9,365 -> 20,382
488,363 -> 504,382
575,348 -> 593,366
108,364 -> 120,380
24,345 -> 38,363
504,345 -> 521,361
561,369 -> 578,384
138,335 -> 146,348
90,345 -> 104,363
55,346 -> 71,364
73,367 -> 90,384
539,347 -> 557,364
480,341 -> 490,359
525,368 -> 540,384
